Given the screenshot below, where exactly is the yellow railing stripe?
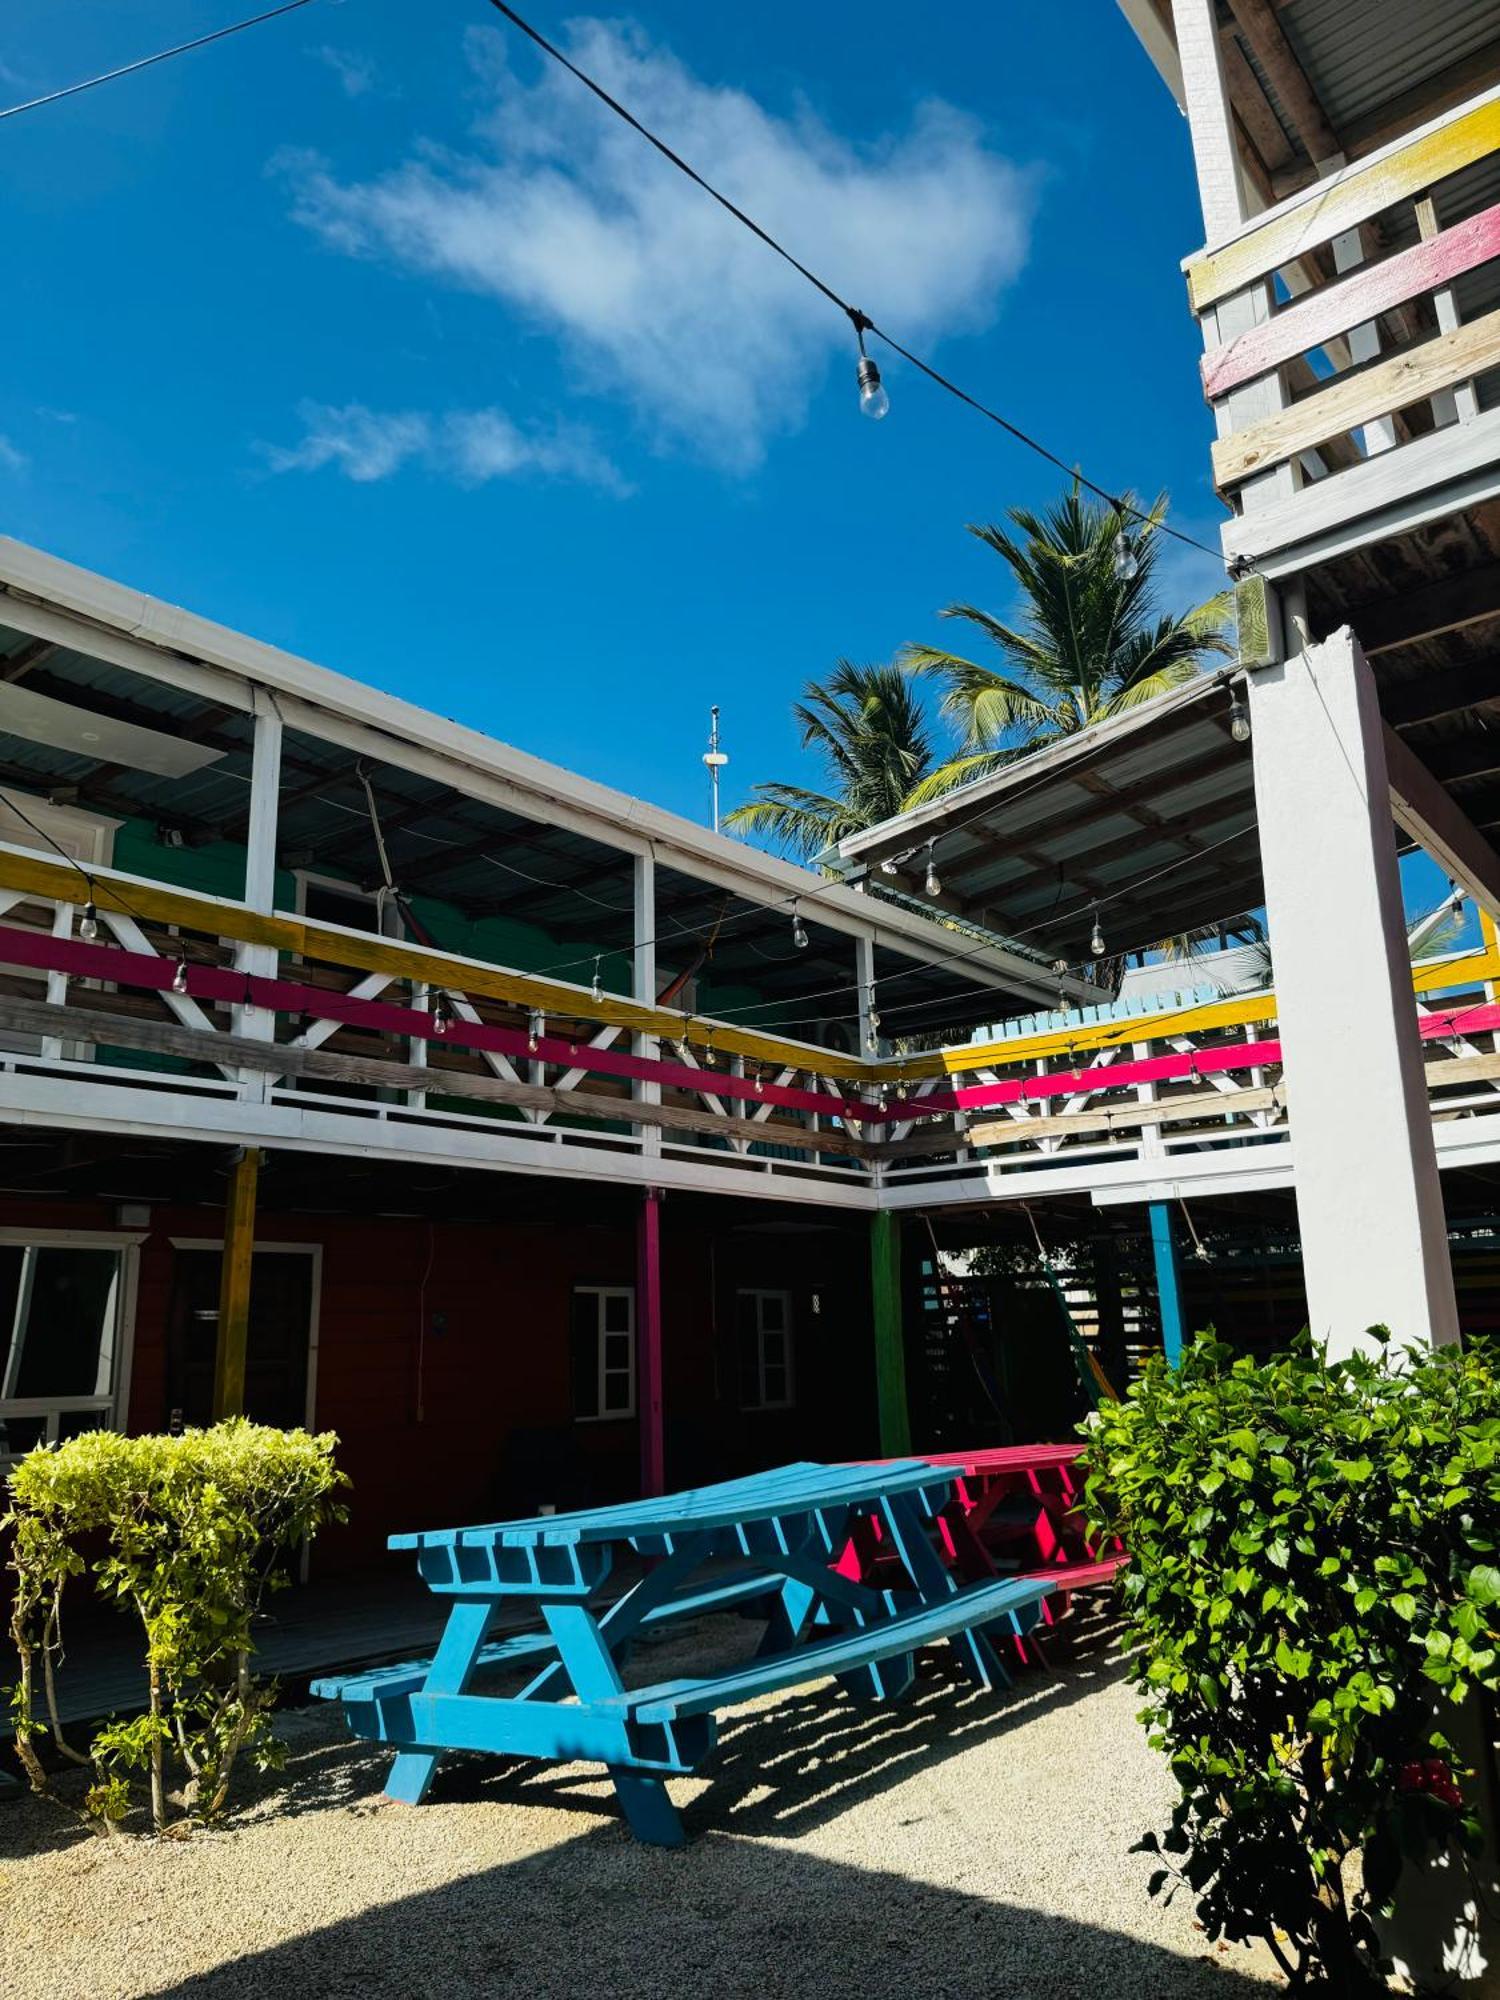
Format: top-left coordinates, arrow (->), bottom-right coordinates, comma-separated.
1185,95 -> 1500,312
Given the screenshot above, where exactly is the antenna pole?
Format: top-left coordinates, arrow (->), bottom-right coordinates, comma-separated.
702,705 -> 728,833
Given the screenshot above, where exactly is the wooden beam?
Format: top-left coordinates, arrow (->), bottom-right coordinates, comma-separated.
1383,662 -> 1500,730
0,991 -> 877,1159
1212,306 -> 1500,488
1218,27 -> 1296,174
1385,724 -> 1500,922
965,1083 -> 1283,1149
1351,560 -> 1500,657
1410,735 -> 1500,786
1340,37 -> 1500,162
1,640 -> 58,685
1223,0 -> 1341,165
1201,202 -> 1500,400
1186,90 -> 1500,310
212,1148 -> 261,1421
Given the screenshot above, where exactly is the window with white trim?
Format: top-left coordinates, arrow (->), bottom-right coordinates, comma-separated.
294,871 -> 402,939
571,1286 -> 636,1421
738,1289 -> 794,1411
0,1242 -> 132,1468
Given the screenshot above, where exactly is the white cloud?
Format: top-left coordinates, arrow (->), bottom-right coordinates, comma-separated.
0,435 -> 27,473
312,45 -> 378,99
260,400 -> 627,491
276,20 -> 1036,469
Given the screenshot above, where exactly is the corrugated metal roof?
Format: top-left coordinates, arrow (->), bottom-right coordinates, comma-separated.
838,673 -> 1263,962
1278,0 -> 1500,137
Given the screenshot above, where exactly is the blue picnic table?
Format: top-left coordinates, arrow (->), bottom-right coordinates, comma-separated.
314,1459 -> 1054,1845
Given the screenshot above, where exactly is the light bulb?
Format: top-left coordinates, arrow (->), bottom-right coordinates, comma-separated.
172,955 -> 189,996
1114,535 -> 1138,582
431,992 -> 451,1037
856,355 -> 889,421
1090,912 -> 1106,957
1229,693 -> 1251,744
880,856 -> 899,876
590,957 -> 603,1004
79,899 -> 99,941
1449,879 -> 1464,919
791,902 -> 809,949
528,1010 -> 543,1054
924,844 -> 942,898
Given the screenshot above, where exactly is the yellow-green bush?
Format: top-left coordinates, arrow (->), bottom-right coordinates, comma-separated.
5,1421 -> 347,1834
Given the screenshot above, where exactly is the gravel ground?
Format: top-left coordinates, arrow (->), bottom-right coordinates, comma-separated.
1,1614 -> 1283,2000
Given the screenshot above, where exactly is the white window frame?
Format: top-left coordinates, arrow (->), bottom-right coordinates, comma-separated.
293,870 -> 402,939
573,1284 -> 636,1423
739,1288 -> 795,1412
0,1228 -> 145,1469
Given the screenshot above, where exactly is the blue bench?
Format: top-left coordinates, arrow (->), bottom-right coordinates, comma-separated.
315,1461 -> 1054,1845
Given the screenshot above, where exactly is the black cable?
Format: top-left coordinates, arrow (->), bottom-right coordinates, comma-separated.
0,0 -> 322,123
482,0 -> 1223,564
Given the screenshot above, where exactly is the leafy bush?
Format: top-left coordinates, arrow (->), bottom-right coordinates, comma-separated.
5,1421 -> 347,1834
1083,1331 -> 1500,1995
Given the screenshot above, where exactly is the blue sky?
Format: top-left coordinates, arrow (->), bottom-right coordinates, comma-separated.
0,1 -> 1465,932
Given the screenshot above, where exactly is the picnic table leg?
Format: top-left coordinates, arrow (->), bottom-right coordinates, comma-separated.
879,1492 -> 1010,1693
385,1599 -> 494,1805
542,1603 -> 686,1848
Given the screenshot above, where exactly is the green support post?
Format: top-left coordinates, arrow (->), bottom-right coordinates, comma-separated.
871,1211 -> 912,1455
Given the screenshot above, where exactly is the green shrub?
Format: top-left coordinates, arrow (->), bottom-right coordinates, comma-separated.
1083,1331 -> 1500,1995
5,1420 -> 347,1835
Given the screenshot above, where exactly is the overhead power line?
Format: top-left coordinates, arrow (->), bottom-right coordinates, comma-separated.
481,0 -> 1224,564
0,0 -> 321,123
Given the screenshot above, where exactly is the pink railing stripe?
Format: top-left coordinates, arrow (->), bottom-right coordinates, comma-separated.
1201,201 -> 1500,400
3,924 -> 1494,1134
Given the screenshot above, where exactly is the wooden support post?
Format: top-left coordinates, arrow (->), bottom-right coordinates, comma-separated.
637,1187 -> 664,1497
1149,1202 -> 1186,1369
1094,1232 -> 1130,1388
212,1148 -> 262,1419
870,1210 -> 912,1456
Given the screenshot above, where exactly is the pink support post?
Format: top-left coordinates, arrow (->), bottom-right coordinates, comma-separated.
637,1187 -> 665,1498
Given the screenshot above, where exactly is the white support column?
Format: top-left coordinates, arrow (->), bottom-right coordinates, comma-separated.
233,693 -> 282,1101
633,851 -> 661,1157
1248,627 -> 1459,1357
1172,0 -> 1250,241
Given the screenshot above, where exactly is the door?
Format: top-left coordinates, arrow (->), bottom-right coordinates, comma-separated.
166,1249 -> 314,1431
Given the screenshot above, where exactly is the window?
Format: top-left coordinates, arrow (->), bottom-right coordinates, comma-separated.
294,872 -> 401,939
738,1289 -> 794,1411
571,1286 -> 636,1421
0,1242 -> 133,1470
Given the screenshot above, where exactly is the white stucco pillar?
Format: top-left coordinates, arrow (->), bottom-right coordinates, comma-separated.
1249,625 -> 1459,1358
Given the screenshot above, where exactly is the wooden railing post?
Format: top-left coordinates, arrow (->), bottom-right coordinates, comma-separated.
212,1147 -> 262,1420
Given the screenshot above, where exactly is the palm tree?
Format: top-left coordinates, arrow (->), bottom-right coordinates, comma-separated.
722,660 -> 935,864
900,487 -> 1233,802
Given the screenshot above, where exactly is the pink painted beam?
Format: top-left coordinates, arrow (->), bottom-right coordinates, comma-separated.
637,1188 -> 664,1497
5,922 -> 1497,1133
1201,201 -> 1500,400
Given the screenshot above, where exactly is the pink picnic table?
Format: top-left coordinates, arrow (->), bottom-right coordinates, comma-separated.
840,1445 -> 1124,1643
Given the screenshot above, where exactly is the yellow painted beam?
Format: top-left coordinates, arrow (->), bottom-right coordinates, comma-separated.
1211,307 -> 1500,488
1186,94 -> 1500,311
0,847 -> 870,1080
5,846 -> 1497,1091
212,1147 -> 261,1420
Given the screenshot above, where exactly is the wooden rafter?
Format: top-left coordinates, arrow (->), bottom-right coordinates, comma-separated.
1223,0 -> 1340,165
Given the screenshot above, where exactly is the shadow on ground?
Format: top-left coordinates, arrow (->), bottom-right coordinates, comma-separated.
7,1606 -> 1279,1999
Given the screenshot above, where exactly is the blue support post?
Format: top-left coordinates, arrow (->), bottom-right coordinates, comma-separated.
1149,1201 -> 1186,1368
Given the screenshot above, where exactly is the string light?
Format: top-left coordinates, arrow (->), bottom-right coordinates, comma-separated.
1113,533 -> 1139,582
1449,878 -> 1464,919
880,856 -> 899,876
430,991 -> 453,1037
923,842 -> 942,899
1090,908 -> 1106,958
528,1009 -> 544,1053
849,311 -> 890,421
791,900 -> 809,949
481,0 -> 1225,566
79,900 -> 99,941
171,953 -> 190,995
590,955 -> 604,1004
865,984 -> 882,1053
1229,691 -> 1251,744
